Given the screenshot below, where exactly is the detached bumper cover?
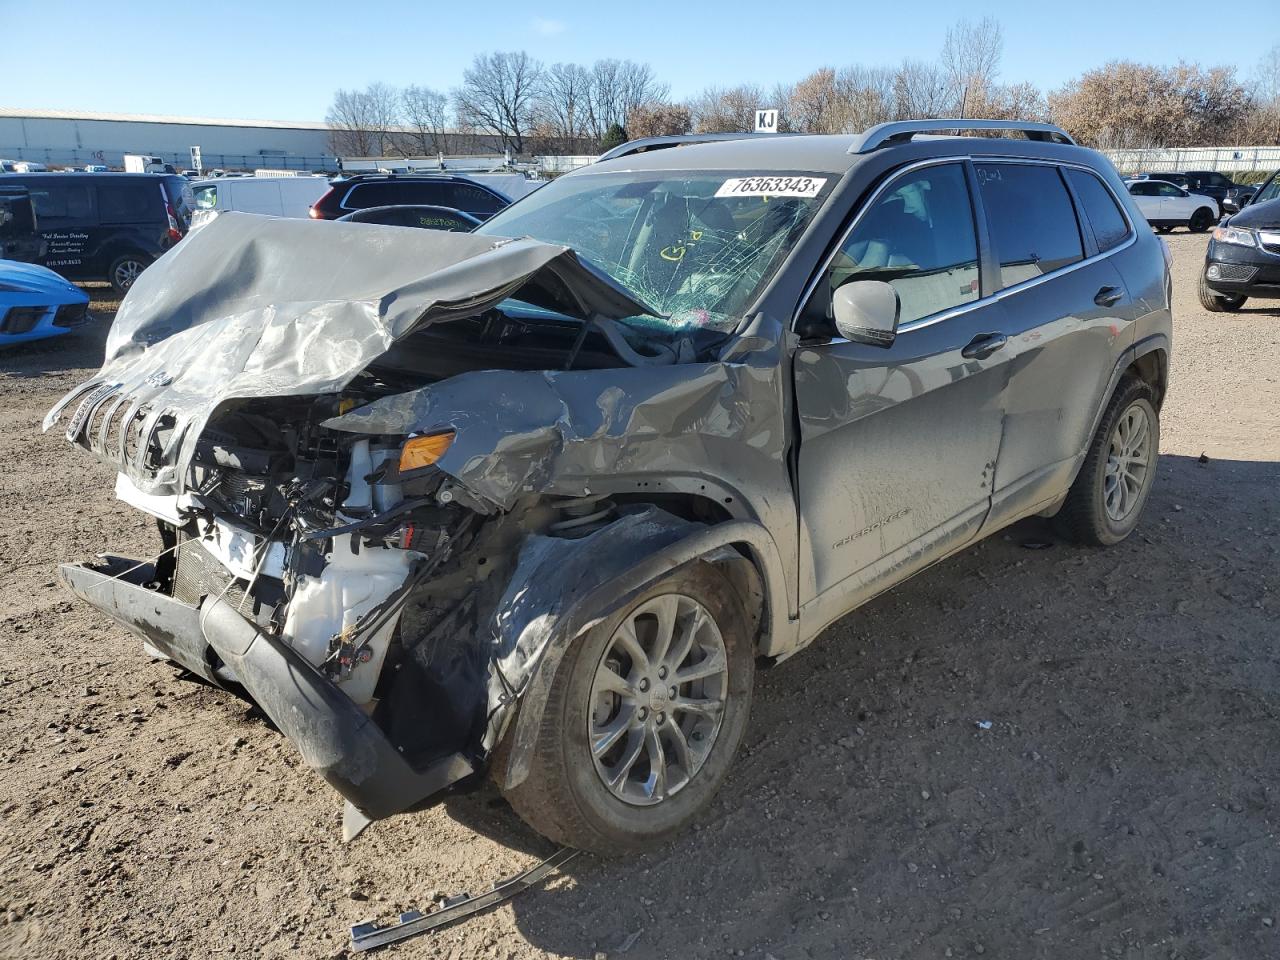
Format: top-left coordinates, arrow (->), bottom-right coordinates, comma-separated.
60,558 -> 472,819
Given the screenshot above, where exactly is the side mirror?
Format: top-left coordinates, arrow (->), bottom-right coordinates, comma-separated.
833,280 -> 900,347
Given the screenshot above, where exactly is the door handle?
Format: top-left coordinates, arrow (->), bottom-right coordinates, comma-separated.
1094,285 -> 1124,307
961,332 -> 1008,360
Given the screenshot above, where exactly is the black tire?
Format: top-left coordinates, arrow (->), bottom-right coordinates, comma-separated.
1198,272 -> 1246,312
503,561 -> 754,855
108,253 -> 152,297
1154,225 -> 1171,234
1188,207 -> 1214,233
1055,377 -> 1159,547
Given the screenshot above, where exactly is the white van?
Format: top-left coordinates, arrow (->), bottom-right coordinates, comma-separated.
190,176 -> 331,229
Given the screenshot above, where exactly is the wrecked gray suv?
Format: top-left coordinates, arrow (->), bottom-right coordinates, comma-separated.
47,120 -> 1171,855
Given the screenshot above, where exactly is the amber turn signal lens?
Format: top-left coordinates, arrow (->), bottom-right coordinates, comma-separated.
399,432 -> 455,472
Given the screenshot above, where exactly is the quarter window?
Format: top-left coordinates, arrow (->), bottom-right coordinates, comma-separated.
825,162 -> 980,326
976,163 -> 1084,288
97,183 -> 155,223
1065,169 -> 1130,252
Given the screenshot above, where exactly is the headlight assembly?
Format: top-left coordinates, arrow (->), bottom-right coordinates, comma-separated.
1212,225 -> 1256,248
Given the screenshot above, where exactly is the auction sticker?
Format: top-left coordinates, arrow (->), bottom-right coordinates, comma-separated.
715,176 -> 827,198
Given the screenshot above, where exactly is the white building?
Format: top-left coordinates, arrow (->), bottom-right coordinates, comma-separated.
0,108 -> 336,171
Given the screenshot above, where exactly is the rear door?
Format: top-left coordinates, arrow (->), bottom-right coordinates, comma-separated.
979,161 -> 1137,525
794,160 -> 1011,613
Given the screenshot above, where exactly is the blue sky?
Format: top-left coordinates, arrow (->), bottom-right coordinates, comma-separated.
1,0 -> 1270,121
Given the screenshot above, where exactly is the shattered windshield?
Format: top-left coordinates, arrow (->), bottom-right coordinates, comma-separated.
474,170 -> 830,336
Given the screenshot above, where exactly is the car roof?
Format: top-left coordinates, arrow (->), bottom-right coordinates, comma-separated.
4,172 -> 174,180
589,130 -> 1094,178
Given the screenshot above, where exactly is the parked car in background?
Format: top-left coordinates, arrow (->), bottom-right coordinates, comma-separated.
1125,179 -> 1218,232
334,204 -> 481,231
123,155 -> 177,174
3,172 -> 191,295
0,258 -> 90,346
1181,170 -> 1236,213
48,119 -> 1171,855
1222,182 -> 1262,214
12,161 -> 48,173
0,185 -> 44,263
308,174 -> 512,221
189,175 -> 331,230
1134,171 -> 1190,189
1199,172 -> 1280,311
0,159 -> 19,173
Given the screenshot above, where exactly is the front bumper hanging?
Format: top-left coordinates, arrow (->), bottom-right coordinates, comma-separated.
60,557 -> 473,820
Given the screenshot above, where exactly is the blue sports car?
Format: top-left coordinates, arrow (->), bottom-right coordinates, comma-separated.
0,259 -> 91,346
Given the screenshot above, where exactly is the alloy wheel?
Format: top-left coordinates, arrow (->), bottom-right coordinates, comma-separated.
114,259 -> 144,290
588,593 -> 728,806
1103,402 -> 1153,523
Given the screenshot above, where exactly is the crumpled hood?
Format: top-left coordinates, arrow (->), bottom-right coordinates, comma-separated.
1227,196 -> 1280,229
0,258 -> 86,299
43,212 -> 654,493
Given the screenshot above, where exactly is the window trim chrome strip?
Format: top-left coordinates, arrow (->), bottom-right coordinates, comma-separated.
791,154 -> 1138,342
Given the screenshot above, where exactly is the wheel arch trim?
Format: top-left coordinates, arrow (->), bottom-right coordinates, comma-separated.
490,514 -> 794,792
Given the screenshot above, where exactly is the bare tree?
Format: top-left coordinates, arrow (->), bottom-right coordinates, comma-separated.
1049,60 -> 1252,148
455,51 -> 544,154
768,81 -> 796,132
687,85 -> 763,133
940,16 -> 1004,113
626,102 -> 692,138
893,60 -> 953,119
539,62 -> 593,144
363,83 -> 402,155
789,68 -> 842,134
1252,42 -> 1280,104
401,84 -> 451,155
325,88 -> 378,157
835,65 -> 896,131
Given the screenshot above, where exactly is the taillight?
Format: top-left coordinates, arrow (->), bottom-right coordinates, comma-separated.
310,187 -> 337,219
165,203 -> 183,243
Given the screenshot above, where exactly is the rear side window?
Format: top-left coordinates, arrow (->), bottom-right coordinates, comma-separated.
444,184 -> 503,214
975,164 -> 1083,288
1065,169 -> 1130,252
28,182 -> 94,224
193,184 -> 218,209
826,162 -> 980,325
97,182 -> 156,223
345,180 -> 502,213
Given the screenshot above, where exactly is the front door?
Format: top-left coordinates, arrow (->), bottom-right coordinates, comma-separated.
793,160 -> 1011,616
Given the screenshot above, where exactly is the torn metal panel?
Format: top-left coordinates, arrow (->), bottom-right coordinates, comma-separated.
324,357 -> 790,514
42,212 -> 655,493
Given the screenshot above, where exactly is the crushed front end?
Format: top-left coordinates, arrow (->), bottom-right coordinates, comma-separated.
44,213 -> 789,828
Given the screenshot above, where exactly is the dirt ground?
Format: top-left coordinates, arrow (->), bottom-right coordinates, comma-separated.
1,232 -> 1277,960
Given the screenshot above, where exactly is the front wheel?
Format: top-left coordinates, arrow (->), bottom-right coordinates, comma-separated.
1198,272 -> 1246,312
1055,377 -> 1159,546
1188,207 -> 1215,233
502,562 -> 754,855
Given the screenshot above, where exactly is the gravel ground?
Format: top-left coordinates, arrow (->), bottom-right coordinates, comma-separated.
1,233 -> 1278,960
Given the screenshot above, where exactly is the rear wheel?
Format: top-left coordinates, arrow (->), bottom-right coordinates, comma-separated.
1198,272 -> 1246,312
1055,377 -> 1159,547
1188,207 -> 1214,233
503,562 -> 754,855
108,253 -> 152,297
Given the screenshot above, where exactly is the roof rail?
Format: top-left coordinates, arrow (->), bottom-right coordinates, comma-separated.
848,119 -> 1076,154
597,132 -> 794,162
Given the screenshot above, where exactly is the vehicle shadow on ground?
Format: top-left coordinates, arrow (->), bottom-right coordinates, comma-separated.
0,316 -> 110,378
447,452 -> 1280,960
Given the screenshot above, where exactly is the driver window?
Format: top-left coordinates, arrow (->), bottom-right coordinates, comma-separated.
1157,183 -> 1183,197
826,163 -> 979,325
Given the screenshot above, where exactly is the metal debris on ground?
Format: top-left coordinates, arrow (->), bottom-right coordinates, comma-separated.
348,847 -> 580,952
